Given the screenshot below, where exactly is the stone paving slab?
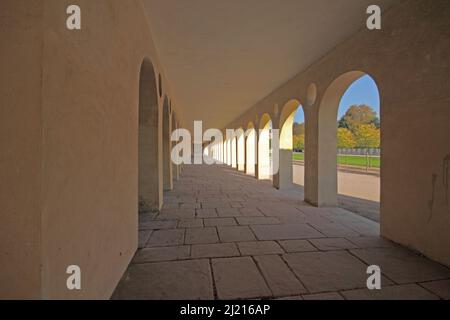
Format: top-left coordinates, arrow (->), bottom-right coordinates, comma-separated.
238,241 -> 284,256
254,255 -> 307,297
112,259 -> 213,300
302,292 -> 344,300
309,238 -> 359,251
350,247 -> 450,284
138,230 -> 152,249
217,226 -> 256,242
202,201 -> 231,209
419,279 -> 450,300
341,284 -> 439,300
239,208 -> 264,217
133,245 -> 190,263
237,217 -> 280,225
251,224 -> 324,241
191,243 -> 240,259
196,208 -> 218,218
277,295 -> 303,300
204,218 -> 237,227
139,220 -> 178,230
216,208 -> 242,217
345,236 -> 396,248
283,251 -> 392,293
212,257 -> 271,299
279,240 -> 318,253
157,208 -> 196,220
146,229 -> 185,247
178,219 -> 204,228
343,221 -> 379,237
185,227 -> 219,245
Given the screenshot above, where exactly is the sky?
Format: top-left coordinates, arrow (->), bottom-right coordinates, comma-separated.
294,75 -> 380,124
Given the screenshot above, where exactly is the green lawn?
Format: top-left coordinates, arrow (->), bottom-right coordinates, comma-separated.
293,153 -> 380,168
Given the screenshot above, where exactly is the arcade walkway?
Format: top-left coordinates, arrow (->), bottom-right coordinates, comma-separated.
113,165 -> 450,300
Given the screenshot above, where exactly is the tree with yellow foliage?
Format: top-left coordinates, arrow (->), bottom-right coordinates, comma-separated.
337,128 -> 356,149
353,124 -> 380,149
353,123 -> 381,170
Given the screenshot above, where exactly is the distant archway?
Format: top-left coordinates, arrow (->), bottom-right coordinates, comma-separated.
246,122 -> 256,176
138,58 -> 160,215
228,138 -> 232,166
223,138 -> 228,165
258,114 -> 272,180
237,128 -> 245,171
277,100 -> 304,189
162,96 -> 172,191
231,137 -> 237,168
171,113 -> 178,181
224,139 -> 228,165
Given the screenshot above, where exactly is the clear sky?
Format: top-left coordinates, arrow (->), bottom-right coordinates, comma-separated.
294,75 -> 380,124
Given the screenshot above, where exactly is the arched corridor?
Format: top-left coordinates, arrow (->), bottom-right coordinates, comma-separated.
2,0 -> 449,301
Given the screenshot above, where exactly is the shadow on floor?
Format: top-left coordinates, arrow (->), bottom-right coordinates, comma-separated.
289,182 -> 380,223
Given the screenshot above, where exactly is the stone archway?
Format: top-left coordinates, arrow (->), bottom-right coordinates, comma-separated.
237,128 -> 245,172
138,58 -> 160,213
258,113 -> 272,180
317,71 -> 380,207
246,122 -> 256,176
275,100 -> 304,190
162,96 -> 173,191
231,136 -> 237,168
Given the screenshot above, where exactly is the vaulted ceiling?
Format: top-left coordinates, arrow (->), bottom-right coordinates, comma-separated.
143,0 -> 393,130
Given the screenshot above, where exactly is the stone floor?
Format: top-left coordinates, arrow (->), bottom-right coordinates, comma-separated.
112,164 -> 450,300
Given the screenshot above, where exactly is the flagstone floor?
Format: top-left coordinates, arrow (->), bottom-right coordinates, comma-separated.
112,164 -> 450,300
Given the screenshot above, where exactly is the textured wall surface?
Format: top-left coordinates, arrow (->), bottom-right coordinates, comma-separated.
0,0 -> 44,299
1,0 -> 178,299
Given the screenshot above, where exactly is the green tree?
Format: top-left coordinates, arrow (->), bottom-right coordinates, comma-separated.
337,128 -> 356,148
338,105 -> 379,131
353,124 -> 380,148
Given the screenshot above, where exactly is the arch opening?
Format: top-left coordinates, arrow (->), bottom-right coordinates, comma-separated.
237,128 -> 245,171
223,138 -> 228,165
171,115 -> 179,181
277,100 -> 304,190
318,71 -> 381,218
258,114 -> 273,180
231,137 -> 237,168
163,96 -> 173,191
246,122 -> 256,176
138,58 -> 160,217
